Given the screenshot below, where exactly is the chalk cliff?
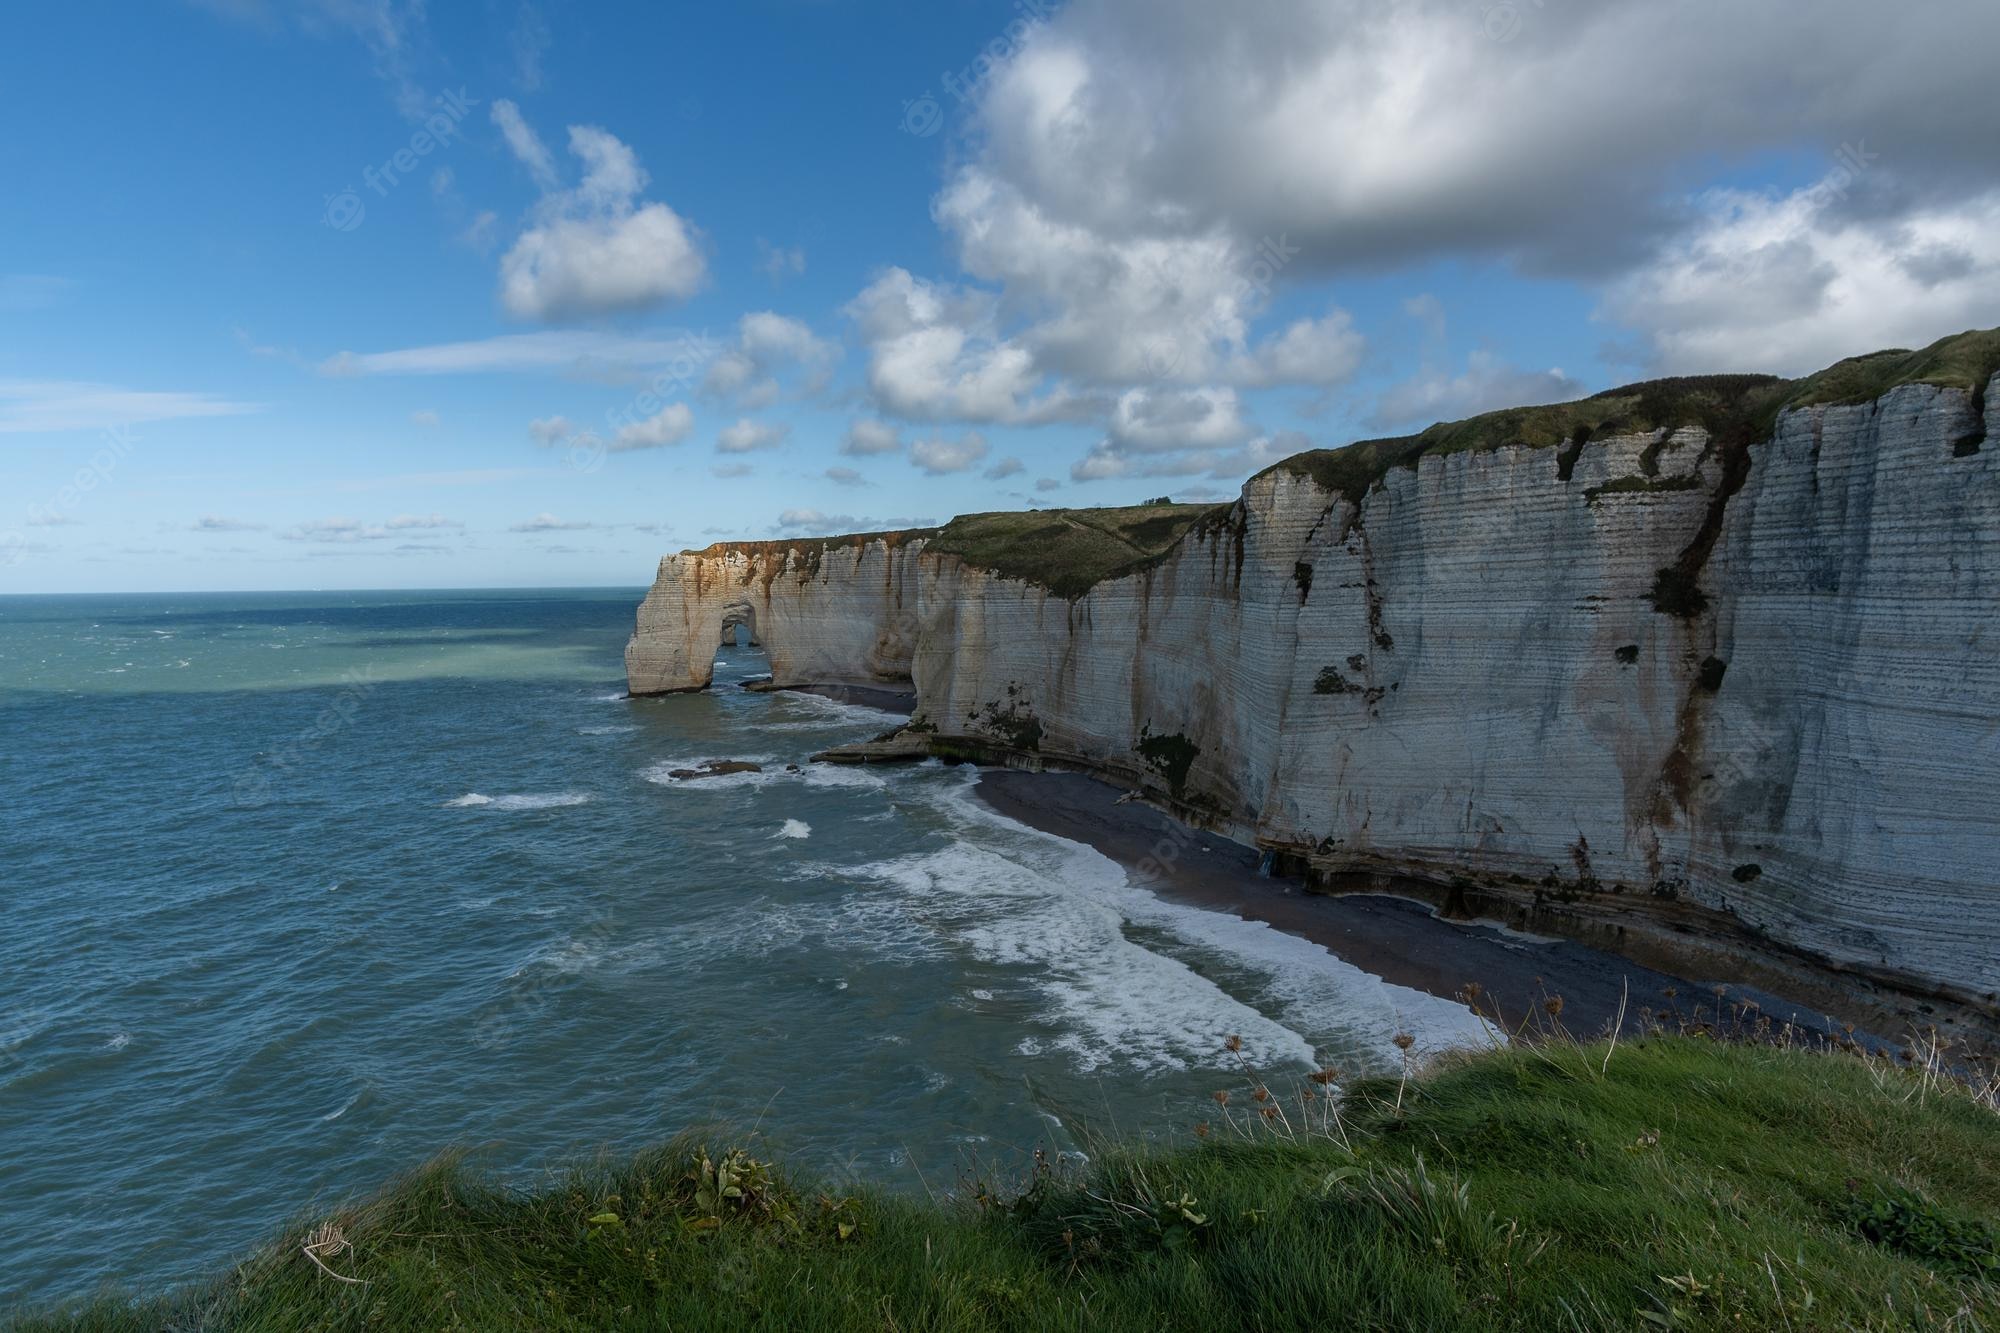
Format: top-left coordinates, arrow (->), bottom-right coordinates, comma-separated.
627,333 -> 2000,1025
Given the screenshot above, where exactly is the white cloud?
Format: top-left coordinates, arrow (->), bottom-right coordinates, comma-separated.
712,462 -> 755,478
825,466 -> 866,487
700,312 -> 837,409
716,418 -> 790,453
1601,183 -> 2000,376
931,0 -> 1996,390
491,98 -> 557,189
910,430 -> 990,475
757,239 -> 807,284
1231,309 -> 1366,388
1106,386 -> 1255,453
776,509 -> 933,535
324,330 -> 716,379
984,456 -> 1025,480
0,380 -> 258,434
510,512 -> 593,532
1367,353 -> 1587,431
383,513 -> 460,530
410,408 -> 442,426
845,268 -> 1087,423
1072,430 -> 1302,483
528,414 -> 575,444
1034,477 -> 1062,492
611,403 -> 695,451
460,210 -> 499,252
842,418 -> 903,456
190,516 -> 265,532
282,514 -> 462,543
496,117 -> 707,321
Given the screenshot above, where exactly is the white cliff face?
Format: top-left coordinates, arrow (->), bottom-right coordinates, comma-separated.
628,381 -> 1999,1004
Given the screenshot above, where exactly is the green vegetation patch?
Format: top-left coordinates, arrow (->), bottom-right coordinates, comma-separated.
1264,327 -> 2000,508
1782,327 -> 2000,411
27,1038 -> 1998,1332
1582,474 -> 1703,504
1136,726 -> 1200,796
926,502 -> 1227,600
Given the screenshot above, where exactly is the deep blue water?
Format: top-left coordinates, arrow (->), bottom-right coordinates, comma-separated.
0,589 -> 1481,1304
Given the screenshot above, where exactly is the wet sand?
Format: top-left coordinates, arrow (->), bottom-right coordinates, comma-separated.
977,768 -> 1859,1042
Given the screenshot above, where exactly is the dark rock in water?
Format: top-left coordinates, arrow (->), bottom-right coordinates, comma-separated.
785,764 -> 800,772
667,760 -> 764,780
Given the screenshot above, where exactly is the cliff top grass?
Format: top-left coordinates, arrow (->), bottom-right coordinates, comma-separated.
680,328 -> 1997,599
682,506 -> 1221,600
925,502 -> 1226,599
1266,325 -> 2000,506
24,1034 -> 1999,1332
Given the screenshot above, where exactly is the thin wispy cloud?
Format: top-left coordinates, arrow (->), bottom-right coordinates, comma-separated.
0,380 -> 259,434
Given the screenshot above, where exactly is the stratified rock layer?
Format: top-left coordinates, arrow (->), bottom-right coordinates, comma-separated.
628,379 -> 1999,1008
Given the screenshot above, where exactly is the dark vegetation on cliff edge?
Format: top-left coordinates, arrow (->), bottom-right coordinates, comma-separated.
1267,327 -> 2000,508
924,504 -> 1226,600
24,1029 -> 1999,1332
681,329 -> 1998,603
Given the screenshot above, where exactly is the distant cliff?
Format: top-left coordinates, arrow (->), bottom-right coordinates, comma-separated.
627,331 -> 2000,1027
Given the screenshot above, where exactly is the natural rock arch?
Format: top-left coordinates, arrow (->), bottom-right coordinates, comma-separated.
718,601 -> 761,649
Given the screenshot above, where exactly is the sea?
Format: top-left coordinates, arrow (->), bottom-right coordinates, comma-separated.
0,588 -> 1486,1304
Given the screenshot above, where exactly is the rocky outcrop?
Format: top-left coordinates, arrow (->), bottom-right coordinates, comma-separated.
628,349 -> 2000,1027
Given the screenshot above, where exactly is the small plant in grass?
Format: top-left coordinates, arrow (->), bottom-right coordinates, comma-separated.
690,1148 -> 788,1230
1845,1190 -> 2000,1280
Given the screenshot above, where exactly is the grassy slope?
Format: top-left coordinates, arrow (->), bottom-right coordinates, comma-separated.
26,1038 -> 1998,1331
923,503 -> 1225,600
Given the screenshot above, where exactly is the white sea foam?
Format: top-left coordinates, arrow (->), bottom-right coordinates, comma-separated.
758,691 -> 909,732
639,756 -> 782,791
776,819 -> 812,840
838,767 -> 1492,1075
637,755 -> 884,794
578,724 -> 639,736
447,792 -> 592,810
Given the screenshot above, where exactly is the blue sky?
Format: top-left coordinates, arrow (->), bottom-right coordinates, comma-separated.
2,0 -> 1993,592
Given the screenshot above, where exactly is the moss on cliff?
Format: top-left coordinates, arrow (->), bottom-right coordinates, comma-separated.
1782,327 -> 2000,411
926,503 -> 1226,600
1263,326 -> 1999,508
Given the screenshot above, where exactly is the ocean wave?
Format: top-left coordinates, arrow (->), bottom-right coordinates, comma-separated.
577,724 -> 640,736
838,767 -> 1490,1074
446,792 -> 593,810
776,819 -> 812,840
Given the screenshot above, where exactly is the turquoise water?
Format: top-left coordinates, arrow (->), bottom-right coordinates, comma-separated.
0,590 -> 1483,1304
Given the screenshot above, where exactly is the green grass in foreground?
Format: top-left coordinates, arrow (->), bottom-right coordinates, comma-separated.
21,1035 -> 2000,1331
